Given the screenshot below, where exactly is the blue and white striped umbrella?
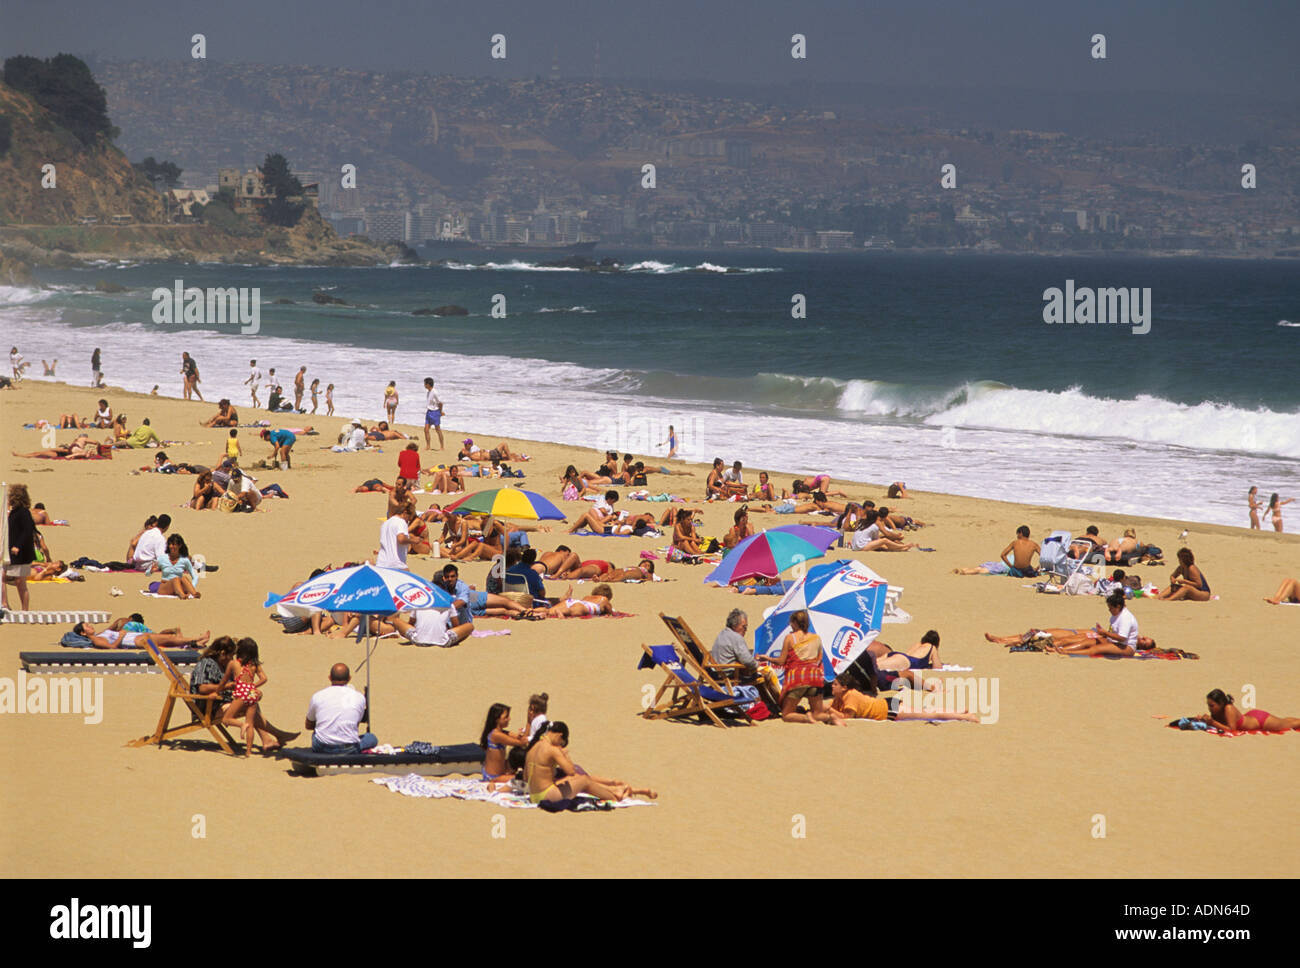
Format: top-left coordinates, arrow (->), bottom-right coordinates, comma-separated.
264,564 -> 452,732
265,563 -> 451,616
753,559 -> 890,680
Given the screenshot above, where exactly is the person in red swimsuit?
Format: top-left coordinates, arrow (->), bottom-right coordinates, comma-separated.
1200,689 -> 1300,732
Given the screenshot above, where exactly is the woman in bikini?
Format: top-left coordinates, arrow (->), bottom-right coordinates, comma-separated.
191,471 -> 220,510
542,583 -> 613,618
1247,486 -> 1263,530
1157,548 -> 1211,602
427,465 -> 464,493
983,628 -> 1159,651
479,702 -> 528,787
596,561 -> 655,582
384,381 -> 398,423
869,630 -> 943,676
561,465 -> 601,498
1105,528 -> 1140,564
1199,689 -> 1300,732
1266,492 -> 1294,533
524,721 -> 656,804
751,471 -> 776,502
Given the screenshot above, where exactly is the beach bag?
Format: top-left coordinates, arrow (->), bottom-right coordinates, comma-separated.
1063,571 -> 1095,596
562,483 -> 579,501
216,494 -> 237,513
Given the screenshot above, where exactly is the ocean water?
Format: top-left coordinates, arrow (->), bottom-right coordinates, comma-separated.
3,251 -> 1298,529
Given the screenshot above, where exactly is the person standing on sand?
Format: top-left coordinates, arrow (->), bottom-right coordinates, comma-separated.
293,366 -> 307,411
91,347 -> 103,388
1266,492 -> 1294,533
325,383 -> 335,417
385,381 -> 399,424
246,359 -> 263,408
4,483 -> 37,612
423,377 -> 444,451
263,368 -> 277,405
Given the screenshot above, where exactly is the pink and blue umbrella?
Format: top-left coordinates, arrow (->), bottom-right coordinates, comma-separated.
754,559 -> 890,680
703,525 -> 840,585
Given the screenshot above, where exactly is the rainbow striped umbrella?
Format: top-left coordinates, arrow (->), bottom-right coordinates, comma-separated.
703,525 -> 839,585
443,487 -> 566,521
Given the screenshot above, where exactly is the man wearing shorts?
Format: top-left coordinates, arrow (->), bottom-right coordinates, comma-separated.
423,377 -> 444,451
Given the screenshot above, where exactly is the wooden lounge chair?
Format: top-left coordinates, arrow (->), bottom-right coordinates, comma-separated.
127,637 -> 237,755
638,642 -> 754,727
658,612 -> 749,681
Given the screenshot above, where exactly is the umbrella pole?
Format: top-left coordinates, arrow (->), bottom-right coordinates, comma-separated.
364,627 -> 373,732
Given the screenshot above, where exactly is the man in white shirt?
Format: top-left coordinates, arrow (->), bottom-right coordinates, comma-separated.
375,502 -> 415,569
333,419 -> 367,452
389,606 -> 474,648
224,468 -> 262,510
306,663 -> 375,752
245,359 -> 263,407
131,514 -> 171,569
422,377 -> 445,451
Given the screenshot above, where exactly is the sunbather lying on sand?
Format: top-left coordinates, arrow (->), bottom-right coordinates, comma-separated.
74,621 -> 210,650
1198,689 -> 1300,732
1264,576 -> 1300,604
366,421 -> 409,441
540,584 -> 614,618
984,628 -> 1159,652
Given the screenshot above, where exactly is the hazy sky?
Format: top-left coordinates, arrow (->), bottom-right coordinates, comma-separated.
1,0 -> 1296,96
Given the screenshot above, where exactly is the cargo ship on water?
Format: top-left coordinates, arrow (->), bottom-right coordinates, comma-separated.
417,238 -> 597,263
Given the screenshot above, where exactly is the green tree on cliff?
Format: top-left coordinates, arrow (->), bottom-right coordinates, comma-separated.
2,53 -> 117,146
258,153 -> 305,227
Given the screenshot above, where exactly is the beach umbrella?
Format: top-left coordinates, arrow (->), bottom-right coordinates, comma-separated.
753,559 -> 890,680
442,486 -> 567,522
264,563 -> 452,730
442,486 -> 567,585
703,524 -> 839,585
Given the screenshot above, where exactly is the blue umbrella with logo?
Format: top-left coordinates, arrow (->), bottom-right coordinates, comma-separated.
265,563 -> 452,729
753,559 -> 890,681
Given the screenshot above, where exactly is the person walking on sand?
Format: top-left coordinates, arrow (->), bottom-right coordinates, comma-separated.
423,377 -> 445,451
246,359 -> 263,408
293,366 -> 307,411
309,378 -> 320,414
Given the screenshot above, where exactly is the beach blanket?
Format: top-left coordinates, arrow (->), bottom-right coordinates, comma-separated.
470,629 -> 512,637
371,773 -> 653,811
1167,717 -> 1299,736
1068,650 -> 1199,660
571,530 -> 662,538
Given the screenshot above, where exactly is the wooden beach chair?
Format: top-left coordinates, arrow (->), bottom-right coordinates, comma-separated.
127,637 -> 236,755
658,612 -> 748,680
638,642 -> 754,727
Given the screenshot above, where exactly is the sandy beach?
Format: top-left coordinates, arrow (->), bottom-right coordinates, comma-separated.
2,378 -> 1298,877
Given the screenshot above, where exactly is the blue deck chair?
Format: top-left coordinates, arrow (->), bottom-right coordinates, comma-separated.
638,643 -> 755,727
1039,530 -> 1086,586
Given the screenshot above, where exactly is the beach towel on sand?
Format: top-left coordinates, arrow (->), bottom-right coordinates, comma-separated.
371,773 -> 654,811
1167,718 -> 1299,736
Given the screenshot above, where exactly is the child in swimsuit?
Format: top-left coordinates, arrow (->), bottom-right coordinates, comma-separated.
220,639 -> 267,755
